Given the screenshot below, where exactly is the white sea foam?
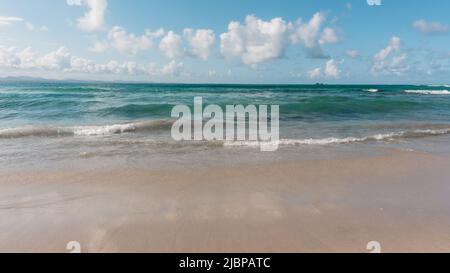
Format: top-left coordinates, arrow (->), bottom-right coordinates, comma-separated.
73,124 -> 137,136
405,90 -> 450,95
224,128 -> 450,147
428,84 -> 450,88
2,122 -> 450,146
364,88 -> 379,93
0,119 -> 174,138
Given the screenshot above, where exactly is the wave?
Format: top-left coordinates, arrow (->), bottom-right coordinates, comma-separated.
405,90 -> 450,95
427,84 -> 450,88
0,126 -> 74,138
364,88 -> 379,93
0,119 -> 174,139
224,128 -> 450,147
2,121 -> 450,148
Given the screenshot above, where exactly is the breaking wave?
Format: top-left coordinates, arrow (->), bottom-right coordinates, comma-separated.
0,119 -> 174,139
224,128 -> 450,147
2,120 -> 450,149
364,88 -> 379,93
405,90 -> 450,95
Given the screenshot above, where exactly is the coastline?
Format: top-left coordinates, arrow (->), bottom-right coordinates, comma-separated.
1,150 -> 450,253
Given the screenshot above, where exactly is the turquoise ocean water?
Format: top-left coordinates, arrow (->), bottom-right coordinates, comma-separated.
1,82 -> 450,170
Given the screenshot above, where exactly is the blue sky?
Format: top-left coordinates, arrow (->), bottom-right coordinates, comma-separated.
0,0 -> 449,84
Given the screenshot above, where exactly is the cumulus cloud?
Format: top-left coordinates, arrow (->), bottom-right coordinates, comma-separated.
220,15 -> 291,67
0,45 -> 188,78
307,67 -> 322,79
159,31 -> 184,59
68,58 -> 149,75
83,12 -> 341,68
324,59 -> 342,78
0,46 -> 71,71
94,26 -> 214,61
320,27 -> 340,44
161,60 -> 183,76
413,19 -> 449,35
373,36 -> 409,75
184,28 -> 215,60
105,26 -> 164,55
0,46 -> 146,75
36,47 -> 72,70
290,12 -> 339,59
67,0 -> 108,32
307,59 -> 342,79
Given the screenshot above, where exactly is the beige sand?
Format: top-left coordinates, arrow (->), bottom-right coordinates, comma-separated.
1,150 -> 450,253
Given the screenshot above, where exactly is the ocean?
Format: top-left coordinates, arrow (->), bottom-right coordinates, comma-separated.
1,82 -> 450,171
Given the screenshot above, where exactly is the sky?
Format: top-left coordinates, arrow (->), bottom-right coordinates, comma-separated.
0,0 -> 449,84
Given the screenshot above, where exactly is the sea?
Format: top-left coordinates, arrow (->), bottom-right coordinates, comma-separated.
1,82 -> 450,171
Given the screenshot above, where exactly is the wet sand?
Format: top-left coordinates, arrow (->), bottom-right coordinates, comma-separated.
1,150 -> 450,253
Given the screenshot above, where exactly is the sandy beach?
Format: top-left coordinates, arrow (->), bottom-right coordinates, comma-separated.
1,149 -> 450,253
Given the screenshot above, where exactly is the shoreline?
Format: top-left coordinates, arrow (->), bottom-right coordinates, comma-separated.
1,150 -> 450,252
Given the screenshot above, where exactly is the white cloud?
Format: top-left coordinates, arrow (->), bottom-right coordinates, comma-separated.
220,15 -> 291,67
306,59 -> 342,79
0,16 -> 23,27
0,45 -> 190,78
184,28 -> 215,60
67,0 -> 108,32
307,67 -> 322,79
320,27 -> 340,44
0,45 -> 150,76
374,36 -> 400,61
0,16 -> 46,32
105,26 -> 164,55
373,36 -> 409,75
291,13 -> 324,48
14,47 -> 37,69
413,19 -> 449,35
68,58 -> 149,75
0,46 -> 71,71
159,31 -> 184,59
324,59 -> 342,78
290,12 -> 338,59
161,60 -> 183,76
36,47 -> 72,70
97,27 -> 213,59
219,13 -> 341,66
